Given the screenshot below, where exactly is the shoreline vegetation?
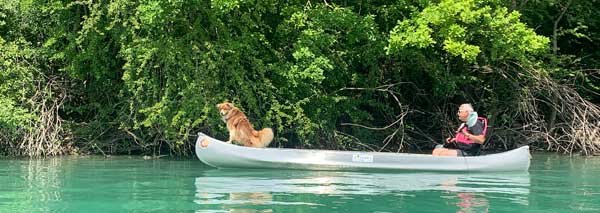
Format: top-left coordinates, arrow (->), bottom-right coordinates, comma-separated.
1,0 -> 599,157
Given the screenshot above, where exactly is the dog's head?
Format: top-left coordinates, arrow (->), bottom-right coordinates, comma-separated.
216,102 -> 235,118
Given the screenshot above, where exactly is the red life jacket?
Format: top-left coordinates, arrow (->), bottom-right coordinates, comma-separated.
455,117 -> 488,144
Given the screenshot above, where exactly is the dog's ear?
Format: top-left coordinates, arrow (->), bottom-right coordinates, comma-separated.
217,102 -> 233,109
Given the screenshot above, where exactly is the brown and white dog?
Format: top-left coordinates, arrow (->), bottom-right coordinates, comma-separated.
216,102 -> 274,148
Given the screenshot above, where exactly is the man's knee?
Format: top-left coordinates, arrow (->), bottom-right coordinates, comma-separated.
432,147 -> 444,156
432,148 -> 458,156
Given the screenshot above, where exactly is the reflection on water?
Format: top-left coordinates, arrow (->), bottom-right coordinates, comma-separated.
1,155 -> 599,212
452,192 -> 489,213
194,170 -> 530,212
0,156 -> 206,212
0,158 -> 64,211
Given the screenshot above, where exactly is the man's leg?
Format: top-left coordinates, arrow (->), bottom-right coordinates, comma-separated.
432,147 -> 458,156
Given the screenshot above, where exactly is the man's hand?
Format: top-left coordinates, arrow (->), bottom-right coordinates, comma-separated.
445,137 -> 456,143
460,128 -> 472,138
460,128 -> 485,144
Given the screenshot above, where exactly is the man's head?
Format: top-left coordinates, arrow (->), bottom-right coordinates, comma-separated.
457,103 -> 474,122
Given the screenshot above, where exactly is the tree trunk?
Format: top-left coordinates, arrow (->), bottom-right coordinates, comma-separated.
552,0 -> 572,55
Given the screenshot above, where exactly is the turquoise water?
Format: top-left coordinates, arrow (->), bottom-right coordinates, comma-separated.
1,154 -> 599,212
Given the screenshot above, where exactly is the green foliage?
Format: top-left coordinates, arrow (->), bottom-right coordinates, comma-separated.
386,0 -> 550,100
0,28 -> 37,142
387,0 -> 549,63
269,4 -> 387,146
0,1 -> 59,154
0,38 -> 37,130
0,99 -> 33,130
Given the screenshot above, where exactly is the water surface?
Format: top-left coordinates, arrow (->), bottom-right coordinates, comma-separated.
1,154 -> 599,212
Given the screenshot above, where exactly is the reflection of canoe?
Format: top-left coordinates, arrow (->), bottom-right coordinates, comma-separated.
194,170 -> 531,208
195,132 -> 531,172
195,170 -> 530,196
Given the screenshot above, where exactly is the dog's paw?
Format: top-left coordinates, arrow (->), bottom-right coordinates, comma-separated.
226,140 -> 232,144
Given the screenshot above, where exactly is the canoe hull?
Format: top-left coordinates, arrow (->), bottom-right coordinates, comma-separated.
195,133 -> 530,172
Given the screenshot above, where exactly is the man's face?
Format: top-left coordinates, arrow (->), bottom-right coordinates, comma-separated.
457,108 -> 469,122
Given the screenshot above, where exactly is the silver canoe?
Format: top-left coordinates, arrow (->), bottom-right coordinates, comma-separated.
195,132 -> 531,172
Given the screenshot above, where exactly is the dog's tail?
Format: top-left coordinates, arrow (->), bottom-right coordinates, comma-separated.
257,128 -> 274,147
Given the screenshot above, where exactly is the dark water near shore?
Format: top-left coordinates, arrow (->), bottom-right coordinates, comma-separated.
1,153 -> 599,212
